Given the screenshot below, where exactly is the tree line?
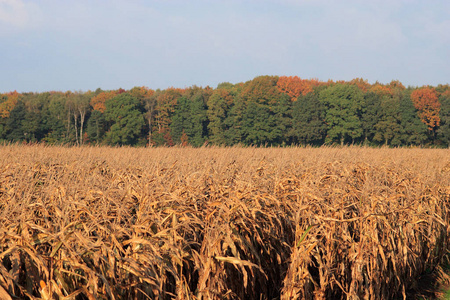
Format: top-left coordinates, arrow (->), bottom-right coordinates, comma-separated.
0,76 -> 449,147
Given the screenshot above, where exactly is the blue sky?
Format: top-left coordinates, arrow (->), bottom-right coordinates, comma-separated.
0,0 -> 449,93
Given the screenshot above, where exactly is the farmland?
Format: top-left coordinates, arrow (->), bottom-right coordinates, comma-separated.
0,145 -> 449,299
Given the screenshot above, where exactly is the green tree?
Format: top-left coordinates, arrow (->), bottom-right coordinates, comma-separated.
22,103 -> 43,142
242,98 -> 290,145
129,86 -> 155,144
217,83 -> 245,145
242,101 -> 274,145
239,76 -> 289,145
6,93 -> 46,142
437,91 -> 450,146
319,84 -> 363,145
224,95 -> 245,145
5,99 -> 26,141
171,87 -> 210,147
185,87 -> 210,146
271,93 -> 292,145
361,92 -> 381,144
41,92 -> 68,144
207,88 -> 235,145
86,110 -> 106,144
104,94 -> 145,145
170,96 -> 190,145
290,93 -> 326,145
373,95 -> 403,146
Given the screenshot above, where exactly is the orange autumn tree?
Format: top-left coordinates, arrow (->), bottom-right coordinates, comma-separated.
90,90 -> 119,113
410,87 -> 441,131
155,87 -> 184,131
349,78 -> 371,92
389,80 -> 405,91
129,86 -> 155,101
0,91 -> 20,118
443,89 -> 450,99
276,76 -> 313,101
370,84 -> 393,97
309,78 -> 328,88
151,87 -> 184,146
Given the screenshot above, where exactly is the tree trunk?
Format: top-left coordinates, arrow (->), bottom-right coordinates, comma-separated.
79,109 -> 86,145
73,112 -> 78,145
148,118 -> 152,146
66,108 -> 71,139
96,119 -> 100,142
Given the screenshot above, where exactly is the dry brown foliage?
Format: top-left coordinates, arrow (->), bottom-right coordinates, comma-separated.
0,145 -> 449,299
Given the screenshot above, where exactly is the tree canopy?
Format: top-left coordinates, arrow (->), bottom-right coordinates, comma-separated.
0,77 -> 449,147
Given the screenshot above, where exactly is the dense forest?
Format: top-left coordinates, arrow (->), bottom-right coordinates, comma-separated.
0,76 -> 449,147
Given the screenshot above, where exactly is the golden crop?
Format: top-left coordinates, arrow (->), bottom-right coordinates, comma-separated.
0,145 -> 449,299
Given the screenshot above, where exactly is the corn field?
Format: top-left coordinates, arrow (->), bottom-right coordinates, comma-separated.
0,145 -> 449,299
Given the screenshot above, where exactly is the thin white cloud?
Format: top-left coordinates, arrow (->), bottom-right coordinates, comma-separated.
1,0 -> 449,92
321,7 -> 405,53
0,0 -> 27,27
0,0 -> 41,31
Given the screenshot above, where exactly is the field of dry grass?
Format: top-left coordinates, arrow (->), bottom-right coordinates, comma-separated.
0,145 -> 449,299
